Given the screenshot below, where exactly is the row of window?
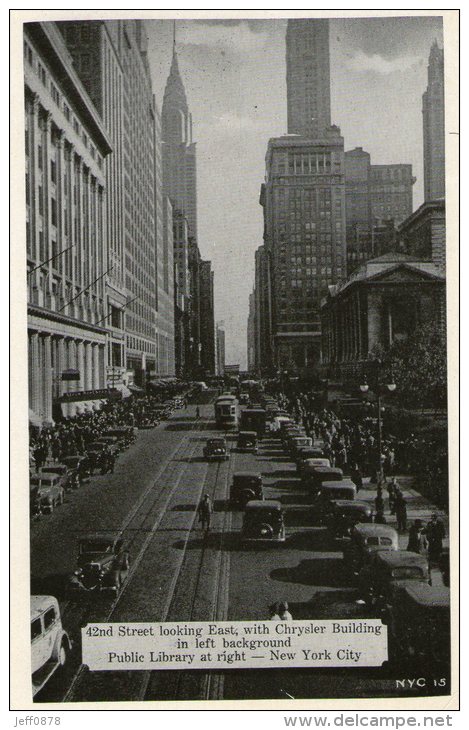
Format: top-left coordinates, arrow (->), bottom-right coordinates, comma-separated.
24,39 -> 102,168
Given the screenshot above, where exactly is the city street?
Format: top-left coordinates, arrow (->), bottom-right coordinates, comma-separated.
31,394 -> 449,703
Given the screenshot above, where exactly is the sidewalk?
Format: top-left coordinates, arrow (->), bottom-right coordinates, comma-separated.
358,474 -> 449,586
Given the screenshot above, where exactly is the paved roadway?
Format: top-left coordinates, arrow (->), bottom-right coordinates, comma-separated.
31,394 -> 450,703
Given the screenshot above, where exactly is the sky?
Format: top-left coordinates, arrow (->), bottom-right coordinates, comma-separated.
145,15 -> 444,369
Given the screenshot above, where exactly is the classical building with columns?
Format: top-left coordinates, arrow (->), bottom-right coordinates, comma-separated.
24,23 -> 112,424
320,252 -> 445,383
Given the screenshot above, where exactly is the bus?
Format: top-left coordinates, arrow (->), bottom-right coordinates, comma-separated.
214,394 -> 239,430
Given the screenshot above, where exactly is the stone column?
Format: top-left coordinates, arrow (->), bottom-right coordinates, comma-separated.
84,342 -> 93,391
30,332 -> 41,416
77,340 -> 85,392
43,334 -> 52,424
92,344 -> 100,390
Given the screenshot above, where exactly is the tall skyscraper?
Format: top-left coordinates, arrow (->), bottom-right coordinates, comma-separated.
423,40 -> 445,201
260,130 -> 346,374
161,37 -> 197,238
25,22 -> 111,424
58,20 -> 162,386
286,19 -> 331,139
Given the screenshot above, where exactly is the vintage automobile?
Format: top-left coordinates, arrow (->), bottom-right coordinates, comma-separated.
242,500 -> 286,543
311,480 -> 356,523
61,455 -> 91,485
296,456 -> 330,477
383,583 -> 450,669
231,472 -> 263,507
68,532 -> 130,594
358,549 -> 430,607
86,442 -> 107,472
203,437 -> 228,461
303,465 -> 344,492
40,462 -> 78,491
94,435 -> 120,455
327,500 -> 374,538
31,595 -> 72,697
287,436 -> 313,459
240,408 -> 267,436
236,431 -> 258,454
29,474 -> 65,513
343,523 -> 399,574
268,416 -> 293,433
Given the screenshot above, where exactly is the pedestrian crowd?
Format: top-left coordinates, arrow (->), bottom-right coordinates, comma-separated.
29,391 -> 188,474
272,389 -> 447,565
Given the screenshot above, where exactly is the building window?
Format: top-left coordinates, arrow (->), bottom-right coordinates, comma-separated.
63,102 -> 70,121
51,197 -> 57,226
51,83 -> 60,106
38,186 -> 43,216
37,144 -> 43,170
24,41 -> 33,66
37,62 -> 47,86
50,159 -> 56,184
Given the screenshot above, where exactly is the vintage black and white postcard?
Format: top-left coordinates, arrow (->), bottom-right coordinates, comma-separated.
10,8 -> 459,713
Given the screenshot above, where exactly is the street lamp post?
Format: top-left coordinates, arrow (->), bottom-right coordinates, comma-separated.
360,359 -> 396,484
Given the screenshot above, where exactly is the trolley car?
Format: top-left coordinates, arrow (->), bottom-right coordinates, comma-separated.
214,394 -> 239,430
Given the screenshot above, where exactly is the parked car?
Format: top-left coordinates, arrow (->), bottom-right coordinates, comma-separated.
31,595 -> 71,697
311,480 -> 356,523
94,436 -> 120,456
358,549 -> 430,607
68,532 -> 130,595
327,500 -> 374,538
29,474 -> 65,513
61,455 -> 91,486
242,500 -> 286,543
86,442 -> 107,472
237,431 -> 258,454
40,463 -> 78,491
383,583 -> 450,669
296,456 -> 330,477
287,436 -> 313,459
203,438 -> 228,461
343,523 -> 399,574
303,465 -> 343,492
231,472 -> 263,507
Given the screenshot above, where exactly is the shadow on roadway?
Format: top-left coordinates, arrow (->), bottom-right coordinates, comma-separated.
31,574 -> 68,599
165,422 -> 211,431
286,529 -> 335,551
264,469 -> 297,479
279,493 -> 311,506
268,479 -> 302,491
270,556 -> 350,587
171,531 -> 286,552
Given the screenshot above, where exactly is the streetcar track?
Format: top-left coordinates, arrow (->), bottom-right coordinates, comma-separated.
62,414 -> 210,702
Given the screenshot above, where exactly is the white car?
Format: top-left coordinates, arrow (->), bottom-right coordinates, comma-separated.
31,596 -> 71,696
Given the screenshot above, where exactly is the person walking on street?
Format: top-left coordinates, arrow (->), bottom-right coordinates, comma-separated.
395,491 -> 407,532
374,487 -> 385,515
387,478 -> 397,515
278,602 -> 293,621
425,513 -> 446,565
269,603 -> 281,621
407,519 -> 428,554
198,494 -> 212,533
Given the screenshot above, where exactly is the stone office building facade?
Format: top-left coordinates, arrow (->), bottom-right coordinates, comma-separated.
25,23 -> 112,424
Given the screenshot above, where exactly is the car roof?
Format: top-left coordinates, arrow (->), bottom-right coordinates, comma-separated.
31,595 -> 58,620
79,532 -> 121,543
30,473 -> 59,483
333,500 -> 372,510
238,431 -> 257,437
354,523 -> 398,537
312,466 -> 342,474
375,550 -> 428,566
207,437 -> 225,442
319,481 -> 355,491
399,583 -> 450,608
234,471 -> 261,479
245,500 -> 282,510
